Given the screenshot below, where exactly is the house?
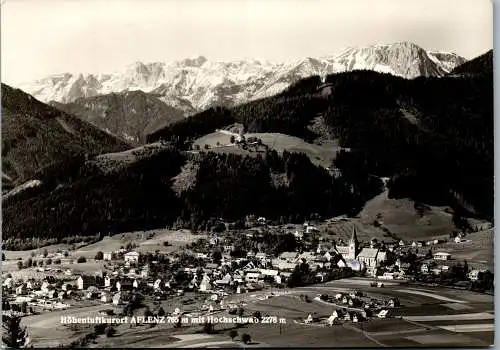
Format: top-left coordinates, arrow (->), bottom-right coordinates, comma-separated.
3,278 -> 13,289
77,275 -> 102,290
420,263 -> 430,273
101,292 -> 111,303
104,276 -> 116,288
376,251 -> 387,265
468,269 -> 484,281
199,275 -> 212,292
48,290 -> 58,299
260,269 -> 279,279
16,284 -> 28,295
61,283 -> 73,292
255,252 -> 267,261
85,286 -> 99,299
116,279 -> 134,291
197,253 -> 209,259
245,272 -> 262,283
124,251 -> 140,264
215,273 -> 232,286
103,252 -> 112,261
293,230 -> 304,240
141,265 -> 150,278
276,261 -> 297,271
153,279 -> 163,290
279,252 -> 299,262
297,252 -> 316,263
357,248 -> 378,268
206,263 -> 219,270
112,292 -> 122,305
41,281 -> 51,293
433,252 -> 451,261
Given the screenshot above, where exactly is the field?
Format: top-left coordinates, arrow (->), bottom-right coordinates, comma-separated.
194,132 -> 341,168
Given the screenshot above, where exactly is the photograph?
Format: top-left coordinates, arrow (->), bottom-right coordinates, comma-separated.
0,0 -> 494,348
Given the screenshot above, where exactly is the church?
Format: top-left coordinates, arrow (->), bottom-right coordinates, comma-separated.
333,227 -> 387,275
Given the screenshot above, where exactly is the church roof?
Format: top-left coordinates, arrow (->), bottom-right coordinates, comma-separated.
350,226 -> 358,243
336,246 -> 350,254
358,248 -> 378,259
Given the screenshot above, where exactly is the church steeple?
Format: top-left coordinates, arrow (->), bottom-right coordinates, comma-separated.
348,226 -> 358,259
349,226 -> 358,244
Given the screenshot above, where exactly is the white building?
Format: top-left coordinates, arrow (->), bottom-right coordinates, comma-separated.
124,251 -> 139,264
433,252 -> 451,261
103,252 -> 112,261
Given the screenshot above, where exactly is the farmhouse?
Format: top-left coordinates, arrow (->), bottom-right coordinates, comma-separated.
103,252 -> 112,261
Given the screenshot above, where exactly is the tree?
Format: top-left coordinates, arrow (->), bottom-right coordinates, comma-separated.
157,307 -> 165,317
237,308 -> 244,317
95,251 -> 104,260
21,302 -> 28,314
46,258 -> 52,265
43,249 -> 48,258
17,261 -> 23,270
77,256 -> 86,263
2,314 -> 29,348
105,326 -> 116,337
252,311 -> 262,321
27,258 -> 33,267
2,252 -> 5,261
425,249 -> 433,259
228,330 -> 238,341
94,324 -> 106,335
230,135 -> 236,144
241,333 -> 251,344
143,307 -> 153,318
203,321 -> 214,334
212,250 -> 222,263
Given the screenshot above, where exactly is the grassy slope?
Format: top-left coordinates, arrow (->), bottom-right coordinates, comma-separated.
195,131 -> 340,168
358,190 -> 455,241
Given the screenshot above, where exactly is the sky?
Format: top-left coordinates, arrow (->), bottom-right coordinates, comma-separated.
1,0 -> 493,85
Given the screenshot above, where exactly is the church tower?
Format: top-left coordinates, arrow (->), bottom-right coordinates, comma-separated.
348,226 -> 358,259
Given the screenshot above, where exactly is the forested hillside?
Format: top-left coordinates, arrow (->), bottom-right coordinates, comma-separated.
1,84 -> 130,191
3,146 -> 382,248
148,67 -> 493,221
450,49 -> 493,76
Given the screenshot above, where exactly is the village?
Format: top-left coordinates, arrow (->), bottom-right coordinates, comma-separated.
1,216 -> 494,347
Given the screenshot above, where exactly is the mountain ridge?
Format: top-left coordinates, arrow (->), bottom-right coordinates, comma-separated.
50,90 -> 185,144
18,42 -> 466,114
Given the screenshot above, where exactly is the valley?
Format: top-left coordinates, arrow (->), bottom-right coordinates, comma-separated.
1,35 -> 494,349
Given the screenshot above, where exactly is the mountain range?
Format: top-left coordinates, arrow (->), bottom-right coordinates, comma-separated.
19,42 -> 466,115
